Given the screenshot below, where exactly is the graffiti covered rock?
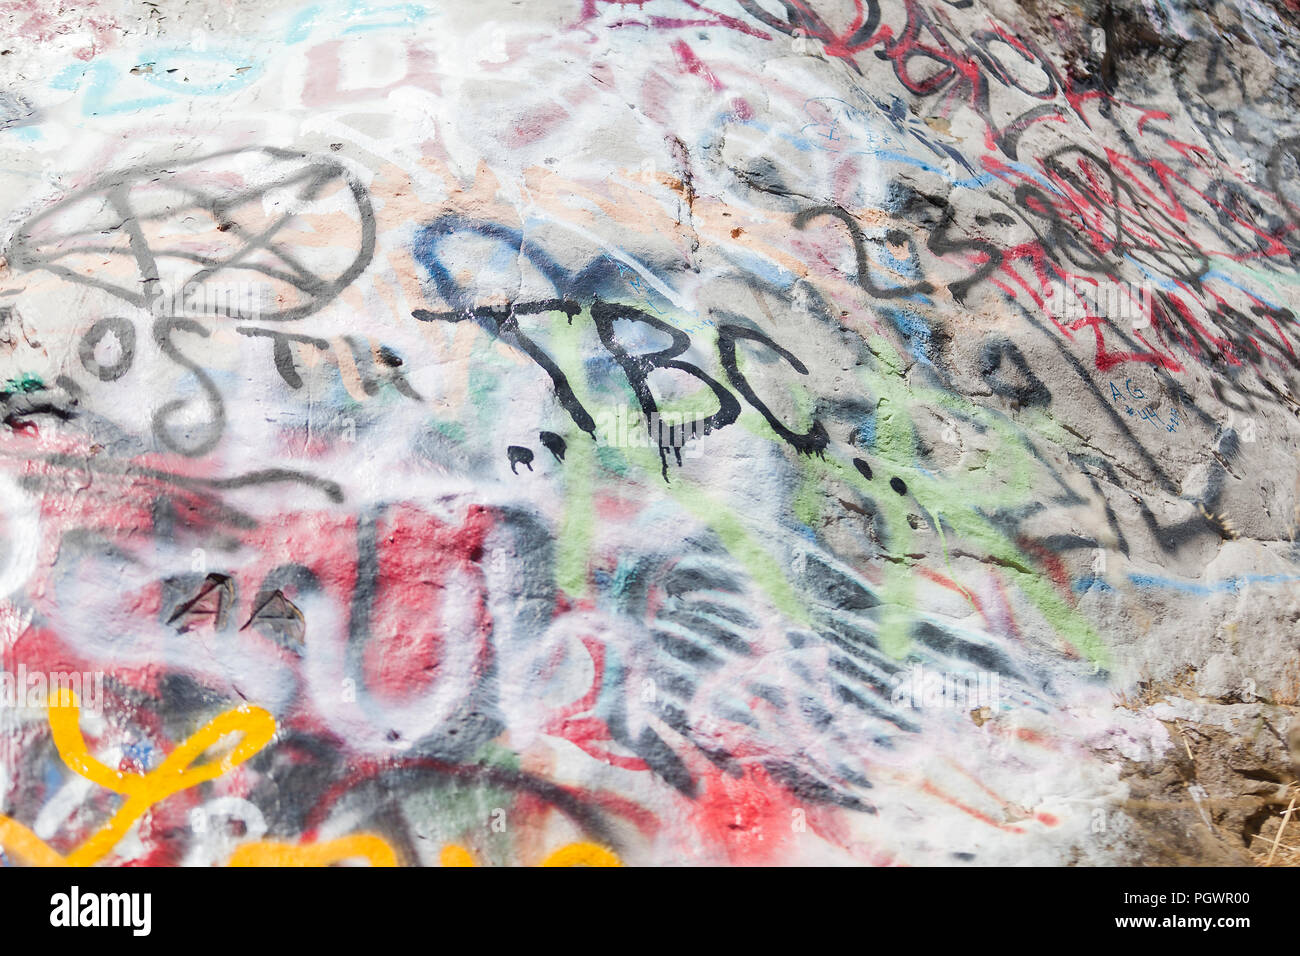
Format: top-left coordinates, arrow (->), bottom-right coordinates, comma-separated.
0,0 -> 1298,866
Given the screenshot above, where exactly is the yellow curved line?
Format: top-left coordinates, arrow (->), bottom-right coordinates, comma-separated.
439,844 -> 479,867
0,815 -> 66,866
147,703 -> 276,794
46,689 -> 277,866
538,842 -> 623,867
227,835 -> 398,867
48,688 -> 134,795
15,692 -> 626,870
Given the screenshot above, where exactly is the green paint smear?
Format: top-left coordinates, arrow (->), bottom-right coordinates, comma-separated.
621,439 -> 813,625
834,334 -> 1106,666
2,373 -> 44,394
428,417 -> 467,443
481,300 -> 1108,668
549,308 -> 599,599
402,740 -> 523,865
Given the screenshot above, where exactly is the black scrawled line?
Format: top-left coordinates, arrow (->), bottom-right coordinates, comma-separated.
539,430 -> 566,461
413,301 -> 597,439
507,445 -> 534,474
151,177 -> 335,294
108,182 -> 161,301
190,169 -> 354,297
181,206 -> 312,298
1,450 -> 344,502
182,467 -> 345,501
19,240 -> 318,316
9,149 -> 375,322
166,573 -> 234,627
235,327 -> 330,389
151,316 -> 226,457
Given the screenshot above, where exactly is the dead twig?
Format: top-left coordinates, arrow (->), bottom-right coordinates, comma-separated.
1267,790 -> 1299,866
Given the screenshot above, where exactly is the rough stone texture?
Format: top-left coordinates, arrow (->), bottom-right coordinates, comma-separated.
0,0 -> 1296,866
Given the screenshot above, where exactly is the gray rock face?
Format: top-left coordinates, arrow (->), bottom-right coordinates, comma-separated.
0,0 -> 1296,866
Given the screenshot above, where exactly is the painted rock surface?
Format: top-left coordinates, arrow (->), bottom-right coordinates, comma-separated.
0,0 -> 1298,866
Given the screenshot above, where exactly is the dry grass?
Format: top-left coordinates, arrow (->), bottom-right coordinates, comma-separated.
1267,790 -> 1297,865
1251,785 -> 1300,867
1113,665 -> 1200,711
1256,845 -> 1300,865
1108,673 -> 1300,865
